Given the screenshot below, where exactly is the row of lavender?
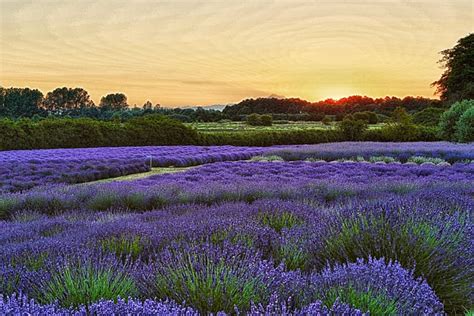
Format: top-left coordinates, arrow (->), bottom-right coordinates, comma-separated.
265,141 -> 474,162
1,161 -> 473,217
0,146 -> 266,193
1,161 -> 473,314
2,143 -> 473,194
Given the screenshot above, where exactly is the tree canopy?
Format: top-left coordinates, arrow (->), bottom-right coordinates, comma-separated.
432,33 -> 474,103
100,93 -> 129,110
43,87 -> 94,113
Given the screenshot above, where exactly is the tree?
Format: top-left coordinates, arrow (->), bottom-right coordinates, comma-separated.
99,93 -> 128,110
0,87 -> 44,118
432,33 -> 474,103
391,107 -> 411,124
43,87 -> 94,113
260,114 -> 273,126
438,100 -> 474,141
321,116 -> 332,125
456,107 -> 474,142
337,115 -> 367,140
246,113 -> 261,126
413,107 -> 445,126
142,100 -> 153,110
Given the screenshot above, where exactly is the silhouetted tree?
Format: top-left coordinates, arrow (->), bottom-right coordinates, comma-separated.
100,93 -> 128,110
43,87 -> 94,114
0,87 -> 44,118
143,100 -> 153,110
432,33 -> 474,103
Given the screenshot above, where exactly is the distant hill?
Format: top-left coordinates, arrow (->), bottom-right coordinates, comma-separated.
185,104 -> 231,111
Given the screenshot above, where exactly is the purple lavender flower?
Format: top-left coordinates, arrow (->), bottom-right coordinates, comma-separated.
310,257 -> 444,315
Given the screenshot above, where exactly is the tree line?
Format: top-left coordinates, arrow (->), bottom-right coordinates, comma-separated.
0,86 -> 446,123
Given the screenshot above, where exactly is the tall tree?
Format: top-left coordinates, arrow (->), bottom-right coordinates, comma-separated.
432,33 -> 474,103
43,87 -> 94,113
99,93 -> 128,110
0,87 -> 44,118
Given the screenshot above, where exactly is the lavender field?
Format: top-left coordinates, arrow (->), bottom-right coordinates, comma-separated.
1,143 -> 473,315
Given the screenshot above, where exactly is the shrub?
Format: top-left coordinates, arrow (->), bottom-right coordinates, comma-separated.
456,106 -> 474,142
146,244 -> 287,314
257,211 -> 304,233
310,258 -> 444,315
246,113 -> 273,126
337,116 -> 367,140
438,99 -> 474,141
321,116 -> 332,125
353,111 -> 378,124
100,236 -> 147,261
314,204 -> 472,314
36,263 -> 137,308
413,107 -> 445,126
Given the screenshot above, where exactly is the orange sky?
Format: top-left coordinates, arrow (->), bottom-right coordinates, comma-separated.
1,0 -> 473,107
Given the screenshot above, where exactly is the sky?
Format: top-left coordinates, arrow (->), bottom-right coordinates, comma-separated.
0,0 -> 473,107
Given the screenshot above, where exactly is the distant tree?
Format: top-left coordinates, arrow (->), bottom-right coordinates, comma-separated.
259,114 -> 273,126
432,33 -> 474,103
337,115 -> 367,140
99,93 -> 128,110
143,100 -> 153,110
245,113 -> 272,126
438,100 -> 474,141
246,113 -> 261,126
412,107 -> 445,126
321,116 -> 332,125
0,87 -> 44,118
353,111 -> 378,124
43,87 -> 94,113
391,107 -> 411,124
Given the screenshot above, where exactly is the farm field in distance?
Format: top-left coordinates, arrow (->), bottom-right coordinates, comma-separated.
186,121 -> 385,132
0,142 -> 473,315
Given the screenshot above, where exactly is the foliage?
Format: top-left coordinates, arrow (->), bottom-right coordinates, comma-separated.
0,87 -> 44,118
315,208 -> 471,314
223,95 -> 441,119
149,245 -> 275,313
99,93 -> 128,110
353,111 -> 378,124
321,116 -> 332,125
246,113 -> 273,126
390,106 -> 411,124
337,116 -> 367,140
432,33 -> 474,103
0,116 -> 199,150
43,87 -> 94,114
438,99 -> 474,141
412,107 -> 445,126
36,263 -> 137,308
455,106 -> 474,142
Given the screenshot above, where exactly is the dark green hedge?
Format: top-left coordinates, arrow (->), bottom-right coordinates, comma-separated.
0,115 -> 199,150
0,117 -> 441,150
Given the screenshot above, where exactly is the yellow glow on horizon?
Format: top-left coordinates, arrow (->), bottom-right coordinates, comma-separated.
0,0 -> 472,106
316,87 -> 361,101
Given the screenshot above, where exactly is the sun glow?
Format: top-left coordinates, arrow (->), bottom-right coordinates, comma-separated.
317,87 -> 361,101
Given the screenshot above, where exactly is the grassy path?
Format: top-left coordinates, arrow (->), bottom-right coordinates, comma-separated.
89,167 -> 193,184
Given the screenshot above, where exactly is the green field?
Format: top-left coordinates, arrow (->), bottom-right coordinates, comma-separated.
186,121 -> 385,132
